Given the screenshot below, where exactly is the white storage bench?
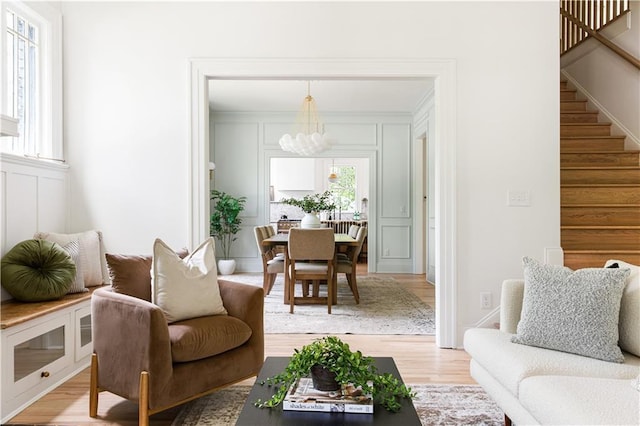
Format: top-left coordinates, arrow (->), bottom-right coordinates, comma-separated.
1,288 -> 101,423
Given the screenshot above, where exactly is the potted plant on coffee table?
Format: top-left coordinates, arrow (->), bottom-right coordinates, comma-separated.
254,336 -> 415,412
210,189 -> 246,274
280,191 -> 336,228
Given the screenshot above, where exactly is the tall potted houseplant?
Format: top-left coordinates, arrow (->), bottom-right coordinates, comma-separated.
210,190 -> 246,274
280,191 -> 336,228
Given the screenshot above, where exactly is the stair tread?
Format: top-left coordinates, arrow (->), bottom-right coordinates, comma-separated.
561,183 -> 640,187
562,204 -> 640,207
561,122 -> 612,126
560,110 -> 599,114
564,249 -> 640,254
561,135 -> 625,139
562,150 -> 639,154
562,225 -> 640,229
561,166 -> 640,170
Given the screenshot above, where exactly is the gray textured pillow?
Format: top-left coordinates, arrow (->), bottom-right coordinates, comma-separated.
512,257 -> 630,363
604,259 -> 640,357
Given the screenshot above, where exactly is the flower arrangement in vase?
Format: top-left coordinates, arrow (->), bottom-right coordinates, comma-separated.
280,191 -> 336,228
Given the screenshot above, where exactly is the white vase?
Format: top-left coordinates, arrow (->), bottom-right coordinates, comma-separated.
217,259 -> 236,275
301,212 -> 321,228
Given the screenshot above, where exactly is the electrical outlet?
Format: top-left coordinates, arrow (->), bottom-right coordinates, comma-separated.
384,248 -> 390,256
481,292 -> 492,309
507,190 -> 531,207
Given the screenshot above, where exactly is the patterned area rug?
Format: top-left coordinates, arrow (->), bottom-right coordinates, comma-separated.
219,274 -> 435,335
172,384 -> 503,426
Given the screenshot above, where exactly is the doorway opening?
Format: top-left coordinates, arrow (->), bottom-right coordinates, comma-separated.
189,58 -> 458,348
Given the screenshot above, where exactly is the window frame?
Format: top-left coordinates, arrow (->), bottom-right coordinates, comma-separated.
1,1 -> 62,161
328,163 -> 357,213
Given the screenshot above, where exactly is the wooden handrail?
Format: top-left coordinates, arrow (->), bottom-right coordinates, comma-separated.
560,0 -> 639,70
560,8 -> 640,70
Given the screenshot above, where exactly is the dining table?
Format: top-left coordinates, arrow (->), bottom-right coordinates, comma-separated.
261,232 -> 358,305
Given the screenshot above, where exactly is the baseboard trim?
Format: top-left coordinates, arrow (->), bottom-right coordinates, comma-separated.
474,306 -> 501,329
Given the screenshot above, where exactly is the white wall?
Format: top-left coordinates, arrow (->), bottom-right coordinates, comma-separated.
562,0 -> 640,146
60,1 -> 559,346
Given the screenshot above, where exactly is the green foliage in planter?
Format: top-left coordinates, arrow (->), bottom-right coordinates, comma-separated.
254,336 -> 415,412
210,190 -> 246,260
280,191 -> 336,214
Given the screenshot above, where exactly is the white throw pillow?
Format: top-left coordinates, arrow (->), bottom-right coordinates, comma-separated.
605,259 -> 640,357
35,230 -> 109,287
151,238 -> 227,323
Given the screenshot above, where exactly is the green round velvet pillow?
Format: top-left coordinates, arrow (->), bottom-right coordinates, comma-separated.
1,239 -> 76,302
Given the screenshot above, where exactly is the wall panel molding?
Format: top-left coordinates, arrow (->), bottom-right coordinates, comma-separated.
380,123 -> 411,218
323,122 -> 377,147
380,224 -> 411,258
1,155 -> 69,301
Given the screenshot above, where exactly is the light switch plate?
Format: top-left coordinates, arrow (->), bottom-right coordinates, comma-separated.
507,190 -> 531,207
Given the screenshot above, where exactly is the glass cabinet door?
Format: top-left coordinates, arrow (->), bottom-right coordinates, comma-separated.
75,306 -> 92,361
8,314 -> 72,395
14,325 -> 65,382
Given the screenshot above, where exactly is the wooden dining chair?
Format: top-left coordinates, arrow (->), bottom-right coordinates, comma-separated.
348,224 -> 360,238
336,226 -> 367,304
336,224 -> 361,261
253,225 -> 284,296
263,224 -> 285,259
287,228 -> 335,314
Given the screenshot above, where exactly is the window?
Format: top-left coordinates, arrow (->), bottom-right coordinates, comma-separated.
328,165 -> 357,212
4,7 -> 39,154
1,1 -> 62,160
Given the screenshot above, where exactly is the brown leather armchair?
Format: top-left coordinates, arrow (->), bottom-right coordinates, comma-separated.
89,279 -> 264,426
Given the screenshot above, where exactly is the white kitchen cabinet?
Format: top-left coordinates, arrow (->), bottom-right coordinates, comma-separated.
271,158 -> 315,190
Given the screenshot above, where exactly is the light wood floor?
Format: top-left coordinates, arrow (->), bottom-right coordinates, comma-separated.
6,268 -> 475,425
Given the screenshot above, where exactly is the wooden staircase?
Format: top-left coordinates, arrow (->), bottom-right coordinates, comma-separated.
560,81 -> 640,269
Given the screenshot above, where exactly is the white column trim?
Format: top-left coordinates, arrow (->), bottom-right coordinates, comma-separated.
189,61 -> 209,250
433,59 -> 458,348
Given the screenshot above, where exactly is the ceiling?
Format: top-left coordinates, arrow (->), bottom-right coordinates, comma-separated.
208,78 -> 434,114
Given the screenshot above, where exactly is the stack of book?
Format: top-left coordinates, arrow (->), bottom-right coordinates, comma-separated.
282,377 -> 374,414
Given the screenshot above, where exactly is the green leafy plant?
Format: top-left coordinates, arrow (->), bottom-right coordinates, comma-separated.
280,191 -> 336,214
328,164 -> 356,211
209,190 -> 247,260
254,336 -> 415,412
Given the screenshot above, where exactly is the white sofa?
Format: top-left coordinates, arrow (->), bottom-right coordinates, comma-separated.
464,259 -> 640,425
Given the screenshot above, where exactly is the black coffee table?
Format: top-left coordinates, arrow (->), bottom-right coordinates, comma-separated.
236,356 -> 421,425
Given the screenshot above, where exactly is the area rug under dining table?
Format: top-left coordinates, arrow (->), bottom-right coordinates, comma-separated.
219,273 -> 435,335
171,384 -> 504,426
